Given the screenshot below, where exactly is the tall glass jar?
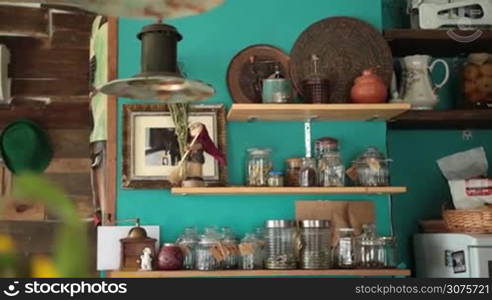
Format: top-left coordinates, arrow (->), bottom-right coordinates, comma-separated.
176,227 -> 199,270
246,148 -> 273,186
285,158 -> 302,187
319,152 -> 345,187
239,233 -> 261,270
264,220 -> 297,269
299,157 -> 318,187
254,227 -> 266,269
354,147 -> 390,187
220,227 -> 239,270
355,224 -> 384,269
195,227 -> 221,271
379,236 -> 398,268
333,228 -> 356,269
299,220 -> 331,269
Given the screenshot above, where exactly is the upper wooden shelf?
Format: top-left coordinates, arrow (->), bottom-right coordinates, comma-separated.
227,103 -> 411,122
107,269 -> 411,278
384,29 -> 492,57
389,109 -> 492,130
171,186 -> 407,195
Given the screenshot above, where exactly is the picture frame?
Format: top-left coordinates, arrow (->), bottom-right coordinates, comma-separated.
122,104 -> 227,189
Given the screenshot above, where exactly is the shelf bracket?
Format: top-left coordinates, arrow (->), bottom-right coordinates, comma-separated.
304,118 -> 313,158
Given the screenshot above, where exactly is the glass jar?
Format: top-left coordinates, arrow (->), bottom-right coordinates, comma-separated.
299,157 -> 318,187
195,227 -> 221,271
319,152 -> 345,187
254,227 -> 266,269
355,224 -> 384,269
285,158 -> 302,187
220,227 -> 239,270
264,220 -> 297,269
176,227 -> 199,270
268,171 -> 284,187
379,236 -> 398,268
239,233 -> 261,270
462,53 -> 492,108
333,228 -> 356,269
299,220 -> 331,269
246,148 -> 273,186
354,147 -> 390,187
315,137 -> 338,159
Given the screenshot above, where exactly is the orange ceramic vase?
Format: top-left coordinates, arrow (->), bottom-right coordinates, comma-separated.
351,69 -> 388,103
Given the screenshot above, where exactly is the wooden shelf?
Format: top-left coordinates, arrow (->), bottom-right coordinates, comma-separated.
227,103 -> 411,122
389,109 -> 492,130
107,269 -> 411,278
171,186 -> 407,195
384,29 -> 492,57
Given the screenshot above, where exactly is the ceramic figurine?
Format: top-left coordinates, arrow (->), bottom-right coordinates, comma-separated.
140,247 -> 153,271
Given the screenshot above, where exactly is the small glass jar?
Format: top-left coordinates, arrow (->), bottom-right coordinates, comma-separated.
246,148 -> 273,186
239,233 -> 261,270
319,152 -> 345,187
354,147 -> 390,187
268,171 -> 284,187
379,236 -> 398,268
264,220 -> 297,269
355,224 -> 384,269
220,227 -> 239,270
333,228 -> 356,269
285,158 -> 302,187
176,227 -> 199,270
299,157 -> 318,187
299,220 -> 331,269
195,227 -> 221,271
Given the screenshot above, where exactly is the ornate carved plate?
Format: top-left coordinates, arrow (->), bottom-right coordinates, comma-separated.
290,17 -> 393,103
227,45 -> 291,103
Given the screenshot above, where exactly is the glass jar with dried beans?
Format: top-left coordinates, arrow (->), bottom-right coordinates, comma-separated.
246,148 -> 273,186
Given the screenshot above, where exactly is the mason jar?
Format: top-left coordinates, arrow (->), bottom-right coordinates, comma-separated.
333,228 -> 356,269
299,220 -> 331,269
264,220 -> 297,269
246,148 -> 273,186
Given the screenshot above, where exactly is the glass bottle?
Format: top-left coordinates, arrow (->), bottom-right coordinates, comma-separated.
239,233 -> 260,270
176,227 -> 199,270
354,147 -> 390,187
195,227 -> 220,271
220,227 -> 239,270
299,220 -> 331,269
355,224 -> 384,269
299,157 -> 318,187
246,148 -> 273,186
333,228 -> 356,269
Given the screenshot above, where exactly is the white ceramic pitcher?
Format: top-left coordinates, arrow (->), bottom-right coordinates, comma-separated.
399,55 -> 450,110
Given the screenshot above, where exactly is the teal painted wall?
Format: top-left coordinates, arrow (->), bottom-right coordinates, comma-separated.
116,0 -> 395,245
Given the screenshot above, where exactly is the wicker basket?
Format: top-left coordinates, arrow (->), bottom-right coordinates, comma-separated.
442,204 -> 492,234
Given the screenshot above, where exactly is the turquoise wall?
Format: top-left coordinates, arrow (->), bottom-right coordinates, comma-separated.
116,0 -> 395,245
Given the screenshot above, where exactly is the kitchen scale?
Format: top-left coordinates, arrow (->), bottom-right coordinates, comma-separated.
408,0 -> 492,29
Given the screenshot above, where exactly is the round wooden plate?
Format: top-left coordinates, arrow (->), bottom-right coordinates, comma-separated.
290,17 -> 393,103
227,45 -> 291,103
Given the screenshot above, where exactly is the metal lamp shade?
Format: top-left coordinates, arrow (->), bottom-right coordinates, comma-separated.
99,23 -> 214,102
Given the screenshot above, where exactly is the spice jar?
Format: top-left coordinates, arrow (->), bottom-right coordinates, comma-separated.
264,220 -> 297,269
195,227 -> 221,271
220,227 -> 239,270
299,220 -> 331,269
354,147 -> 390,187
268,171 -> 284,187
246,148 -> 273,186
299,157 -> 318,187
355,224 -> 384,269
176,227 -> 199,270
239,233 -> 261,270
157,243 -> 183,270
333,228 -> 356,269
285,158 -> 302,187
379,236 -> 398,268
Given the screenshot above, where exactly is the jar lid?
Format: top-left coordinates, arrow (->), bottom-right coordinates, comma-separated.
299,220 -> 331,228
269,171 -> 283,176
286,157 -> 302,167
247,148 -> 272,155
265,220 -> 295,228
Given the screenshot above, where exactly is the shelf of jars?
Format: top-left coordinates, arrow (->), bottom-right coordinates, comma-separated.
226,103 -> 411,122
106,269 -> 411,278
171,186 -> 407,195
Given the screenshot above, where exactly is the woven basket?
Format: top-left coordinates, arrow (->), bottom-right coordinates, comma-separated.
443,204 -> 492,234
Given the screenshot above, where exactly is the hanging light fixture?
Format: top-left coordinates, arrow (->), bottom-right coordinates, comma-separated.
99,22 -> 215,102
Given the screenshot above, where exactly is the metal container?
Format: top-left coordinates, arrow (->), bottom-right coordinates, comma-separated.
264,220 -> 297,269
299,220 -> 331,269
333,228 -> 356,269
246,148 -> 273,186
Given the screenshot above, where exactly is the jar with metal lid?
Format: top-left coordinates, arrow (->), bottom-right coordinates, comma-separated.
285,158 -> 302,187
354,147 -> 390,187
264,220 -> 297,269
195,227 -> 221,271
220,227 -> 239,270
176,227 -> 199,270
299,157 -> 318,187
319,151 -> 345,187
333,228 -> 356,269
355,224 -> 384,269
239,233 -> 261,270
315,137 -> 339,159
246,148 -> 273,186
299,220 -> 331,269
268,171 -> 284,187
379,236 -> 398,268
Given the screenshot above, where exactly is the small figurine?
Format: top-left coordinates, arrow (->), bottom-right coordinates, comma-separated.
140,247 -> 153,271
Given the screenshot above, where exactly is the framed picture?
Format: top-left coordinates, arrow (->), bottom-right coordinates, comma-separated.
122,104 -> 227,189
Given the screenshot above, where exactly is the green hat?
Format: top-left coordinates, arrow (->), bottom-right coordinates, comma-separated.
0,119 -> 52,174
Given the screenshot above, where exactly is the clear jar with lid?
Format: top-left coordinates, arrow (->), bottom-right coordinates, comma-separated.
285,158 -> 302,187
195,227 -> 221,271
254,227 -> 266,269
268,171 -> 284,187
379,236 -> 398,268
299,157 -> 318,187
354,147 -> 390,187
239,233 -> 261,270
299,220 -> 331,269
176,227 -> 199,270
355,224 -> 384,269
333,228 -> 356,269
319,152 -> 345,187
246,148 -> 273,186
220,227 -> 239,270
264,220 -> 297,269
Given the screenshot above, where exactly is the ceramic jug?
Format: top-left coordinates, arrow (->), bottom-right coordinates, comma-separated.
399,55 -> 450,110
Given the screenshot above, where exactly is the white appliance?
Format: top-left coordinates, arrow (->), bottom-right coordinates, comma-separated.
0,44 -> 11,104
414,233 -> 492,278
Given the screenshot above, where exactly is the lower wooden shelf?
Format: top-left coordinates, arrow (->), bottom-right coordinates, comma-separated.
107,269 -> 411,278
171,186 -> 407,195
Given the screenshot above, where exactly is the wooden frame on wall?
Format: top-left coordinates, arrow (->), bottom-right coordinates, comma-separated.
122,104 -> 227,189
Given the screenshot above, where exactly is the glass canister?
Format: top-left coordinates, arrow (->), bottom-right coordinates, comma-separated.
299,157 -> 318,187
220,227 -> 239,270
246,148 -> 273,186
239,233 -> 261,270
176,227 -> 199,270
462,53 -> 492,108
315,137 -> 339,159
268,171 -> 284,187
264,220 -> 297,269
285,158 -> 302,187
354,147 -> 390,187
254,227 -> 266,269
379,236 -> 398,268
299,220 -> 331,269
333,228 -> 356,269
355,224 -> 384,269
195,227 -> 221,271
319,152 -> 345,187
